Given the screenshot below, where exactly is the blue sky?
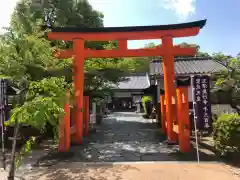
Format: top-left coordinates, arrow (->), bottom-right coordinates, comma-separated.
1,0 -> 240,56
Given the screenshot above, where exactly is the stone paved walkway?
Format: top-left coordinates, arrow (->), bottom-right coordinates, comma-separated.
10,112 -> 240,179
68,112 -> 178,162
35,111 -> 220,166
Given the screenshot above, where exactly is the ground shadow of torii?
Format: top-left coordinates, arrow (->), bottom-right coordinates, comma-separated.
35,115 -> 219,167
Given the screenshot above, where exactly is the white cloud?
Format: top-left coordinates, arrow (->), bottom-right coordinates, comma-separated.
88,0 -> 116,12
160,0 -> 196,21
0,0 -> 19,33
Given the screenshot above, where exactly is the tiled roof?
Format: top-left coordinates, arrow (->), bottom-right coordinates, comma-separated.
149,57 -> 226,76
113,73 -> 150,90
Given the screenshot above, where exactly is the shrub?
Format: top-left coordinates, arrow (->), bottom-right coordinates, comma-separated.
213,113 -> 240,155
141,96 -> 153,116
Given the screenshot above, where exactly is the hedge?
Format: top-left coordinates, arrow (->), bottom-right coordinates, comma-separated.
141,96 -> 152,115
213,113 -> 240,155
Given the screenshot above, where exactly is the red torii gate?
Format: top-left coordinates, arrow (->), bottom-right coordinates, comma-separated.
47,19 -> 206,151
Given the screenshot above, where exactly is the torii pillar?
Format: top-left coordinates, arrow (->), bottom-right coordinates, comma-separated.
162,36 -> 176,142
73,39 -> 85,144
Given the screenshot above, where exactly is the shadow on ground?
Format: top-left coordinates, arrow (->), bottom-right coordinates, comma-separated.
34,112 -> 223,168
26,163 -> 142,180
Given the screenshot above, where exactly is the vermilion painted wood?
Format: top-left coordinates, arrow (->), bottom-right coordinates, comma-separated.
162,36 -> 175,142
118,39 -> 127,50
54,46 -> 196,59
73,39 -> 85,144
160,95 -> 166,134
48,27 -> 200,41
84,47 -> 196,58
171,99 -> 178,141
176,87 -> 191,152
176,87 -> 185,152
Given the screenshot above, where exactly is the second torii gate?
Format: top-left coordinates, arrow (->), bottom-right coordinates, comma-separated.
48,19 -> 206,145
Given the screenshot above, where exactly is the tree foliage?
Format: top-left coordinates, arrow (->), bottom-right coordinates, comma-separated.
0,0 -> 152,160
11,0 -> 104,34
0,28 -> 57,81
212,52 -> 240,104
213,113 -> 240,155
5,77 -> 67,137
0,1 -> 107,177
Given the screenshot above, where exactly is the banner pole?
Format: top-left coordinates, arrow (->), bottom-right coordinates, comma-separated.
193,114 -> 200,164
191,75 -> 200,164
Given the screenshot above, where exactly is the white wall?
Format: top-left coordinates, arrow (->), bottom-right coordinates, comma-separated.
113,92 -> 132,98
157,79 -> 193,102
188,85 -> 193,102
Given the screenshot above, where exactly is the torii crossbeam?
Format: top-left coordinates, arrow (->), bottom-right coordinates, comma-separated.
47,19 -> 206,145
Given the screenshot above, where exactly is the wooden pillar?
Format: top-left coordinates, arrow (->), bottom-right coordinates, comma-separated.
162,36 -> 175,142
160,92 -> 166,134
176,77 -> 191,152
84,96 -> 90,136
73,39 -> 85,144
176,87 -> 185,152
118,39 -> 127,50
172,96 -> 178,141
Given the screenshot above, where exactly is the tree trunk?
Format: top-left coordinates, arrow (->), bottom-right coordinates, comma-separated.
0,111 -> 6,170
8,119 -> 19,180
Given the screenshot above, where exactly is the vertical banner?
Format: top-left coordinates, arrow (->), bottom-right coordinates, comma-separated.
200,75 -> 212,130
0,79 -> 3,128
0,79 -> 7,169
0,79 -> 7,123
191,75 -> 203,129
191,75 -> 212,131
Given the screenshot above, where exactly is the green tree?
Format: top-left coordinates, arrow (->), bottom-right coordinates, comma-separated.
0,1 -> 124,179
196,51 -> 211,57
0,27 -> 68,179
11,0 -> 104,34
144,42 -> 158,48
0,5 -> 156,179
5,77 -> 67,180
0,28 -> 57,80
212,52 -> 240,105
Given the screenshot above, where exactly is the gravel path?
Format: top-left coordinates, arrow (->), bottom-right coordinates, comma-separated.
65,112 -> 178,162
35,112 -> 224,165
3,111 -> 239,180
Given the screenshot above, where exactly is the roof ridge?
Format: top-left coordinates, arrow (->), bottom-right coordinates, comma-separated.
151,56 -> 212,63
150,57 -> 226,76
124,72 -> 147,76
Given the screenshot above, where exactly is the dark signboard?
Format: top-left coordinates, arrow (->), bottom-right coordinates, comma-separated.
191,75 -> 212,130
200,75 -> 212,130
191,75 -> 203,129
0,79 -> 8,124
